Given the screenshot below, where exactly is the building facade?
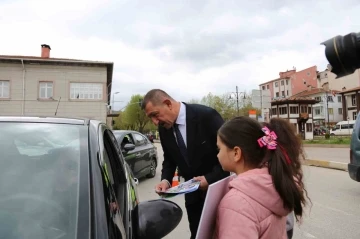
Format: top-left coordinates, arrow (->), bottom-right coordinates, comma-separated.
339,86 -> 360,121
270,97 -> 319,140
259,65 -> 318,99
292,87 -> 342,126
317,66 -> 360,92
0,45 -> 114,123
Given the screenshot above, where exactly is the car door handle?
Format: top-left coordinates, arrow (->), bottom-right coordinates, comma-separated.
135,153 -> 141,157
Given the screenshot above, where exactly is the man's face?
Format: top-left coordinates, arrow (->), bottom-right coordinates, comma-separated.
145,101 -> 175,129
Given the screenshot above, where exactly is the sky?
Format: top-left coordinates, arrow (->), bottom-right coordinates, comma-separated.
0,0 -> 359,110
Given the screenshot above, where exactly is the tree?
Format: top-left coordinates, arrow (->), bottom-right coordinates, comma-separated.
200,93 -> 237,120
187,98 -> 200,104
121,94 -> 150,133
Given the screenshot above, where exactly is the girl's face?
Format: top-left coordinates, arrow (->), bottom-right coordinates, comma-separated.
217,136 -> 244,173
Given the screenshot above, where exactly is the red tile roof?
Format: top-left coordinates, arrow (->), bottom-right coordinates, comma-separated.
292,88 -> 341,97
271,96 -> 320,105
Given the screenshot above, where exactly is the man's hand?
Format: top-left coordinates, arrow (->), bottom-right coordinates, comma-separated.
155,180 -> 170,195
193,176 -> 209,191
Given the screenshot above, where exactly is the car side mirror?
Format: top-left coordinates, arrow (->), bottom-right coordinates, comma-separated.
132,199 -> 182,239
123,143 -> 135,152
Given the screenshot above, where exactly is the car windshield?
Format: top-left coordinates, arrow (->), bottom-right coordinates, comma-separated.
0,122 -> 86,239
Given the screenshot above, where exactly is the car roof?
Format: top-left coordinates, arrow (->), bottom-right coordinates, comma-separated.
0,116 -> 90,125
113,130 -> 140,134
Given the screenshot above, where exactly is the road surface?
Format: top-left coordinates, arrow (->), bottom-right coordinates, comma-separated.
137,144 -> 360,239
304,147 -> 349,163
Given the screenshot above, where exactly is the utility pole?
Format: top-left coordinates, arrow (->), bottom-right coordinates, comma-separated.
325,91 -> 330,130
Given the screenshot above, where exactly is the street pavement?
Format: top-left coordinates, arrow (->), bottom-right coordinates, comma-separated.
304,147 -> 349,164
138,144 -> 360,239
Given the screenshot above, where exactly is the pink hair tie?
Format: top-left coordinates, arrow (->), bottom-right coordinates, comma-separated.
257,126 -> 277,150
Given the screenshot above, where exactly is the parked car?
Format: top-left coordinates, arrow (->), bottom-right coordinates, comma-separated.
349,113 -> 360,182
0,116 -> 182,239
113,130 -> 158,179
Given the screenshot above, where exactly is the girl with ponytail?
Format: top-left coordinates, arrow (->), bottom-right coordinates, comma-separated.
213,116 -> 309,239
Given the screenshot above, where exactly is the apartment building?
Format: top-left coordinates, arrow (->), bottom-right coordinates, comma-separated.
317,65 -> 360,91
292,86 -> 342,126
339,86 -> 360,121
0,45 -> 114,123
259,66 -> 318,99
270,96 -> 318,140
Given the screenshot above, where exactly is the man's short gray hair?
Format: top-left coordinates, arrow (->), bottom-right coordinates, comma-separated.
141,89 -> 174,110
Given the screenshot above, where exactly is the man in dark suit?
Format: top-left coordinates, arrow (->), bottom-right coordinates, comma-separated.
142,89 -> 230,239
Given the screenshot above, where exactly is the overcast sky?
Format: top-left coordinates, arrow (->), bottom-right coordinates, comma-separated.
0,0 -> 359,110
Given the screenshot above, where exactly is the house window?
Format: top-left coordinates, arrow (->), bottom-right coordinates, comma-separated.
306,123 -> 312,132
315,108 -> 321,115
281,80 -> 284,86
286,90 -> 289,96
279,107 -> 287,115
352,95 -> 356,106
328,108 -> 333,115
275,82 -> 279,87
308,107 -> 312,114
315,96 -> 322,102
338,96 -> 342,102
353,112 -> 358,120
0,80 -> 10,98
267,85 -> 269,89
271,108 -> 277,116
281,91 -> 285,97
276,92 -> 279,97
338,108 -> 343,114
290,106 -> 299,114
286,79 -> 289,85
39,82 -> 53,99
327,96 -> 333,102
70,83 -> 103,100
300,105 -> 308,113
262,86 -> 265,90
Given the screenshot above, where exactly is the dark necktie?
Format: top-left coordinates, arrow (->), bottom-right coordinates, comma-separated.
174,124 -> 189,166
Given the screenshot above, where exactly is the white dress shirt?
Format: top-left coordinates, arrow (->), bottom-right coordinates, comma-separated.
173,102 -> 187,146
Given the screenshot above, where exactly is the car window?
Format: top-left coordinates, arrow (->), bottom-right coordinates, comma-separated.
0,122 -> 85,239
99,129 -> 128,239
133,133 -> 146,146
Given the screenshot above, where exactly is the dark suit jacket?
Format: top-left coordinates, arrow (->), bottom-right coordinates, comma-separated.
158,103 -> 230,205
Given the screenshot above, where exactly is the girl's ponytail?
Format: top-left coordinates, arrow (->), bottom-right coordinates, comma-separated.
262,118 -> 310,221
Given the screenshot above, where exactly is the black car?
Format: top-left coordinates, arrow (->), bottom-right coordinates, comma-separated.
113,130 -> 158,179
0,117 -> 182,239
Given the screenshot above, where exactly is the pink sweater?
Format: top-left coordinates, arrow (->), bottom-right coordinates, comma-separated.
213,168 -> 290,239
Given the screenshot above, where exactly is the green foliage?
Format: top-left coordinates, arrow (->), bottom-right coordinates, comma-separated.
200,93 -> 237,120
325,133 -> 330,139
115,94 -> 150,133
186,92 -> 261,121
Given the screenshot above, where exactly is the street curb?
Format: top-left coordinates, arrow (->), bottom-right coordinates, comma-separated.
303,159 -> 348,171
154,141 -> 348,172
304,144 -> 349,148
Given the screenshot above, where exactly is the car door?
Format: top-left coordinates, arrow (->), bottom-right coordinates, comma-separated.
131,133 -> 151,176
99,126 -> 133,239
120,133 -> 144,178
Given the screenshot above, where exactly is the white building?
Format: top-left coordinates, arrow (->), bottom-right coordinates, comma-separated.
317,66 -> 360,92
270,97 -> 318,140
339,86 -> 360,121
292,87 -> 343,127
0,44 -> 114,125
